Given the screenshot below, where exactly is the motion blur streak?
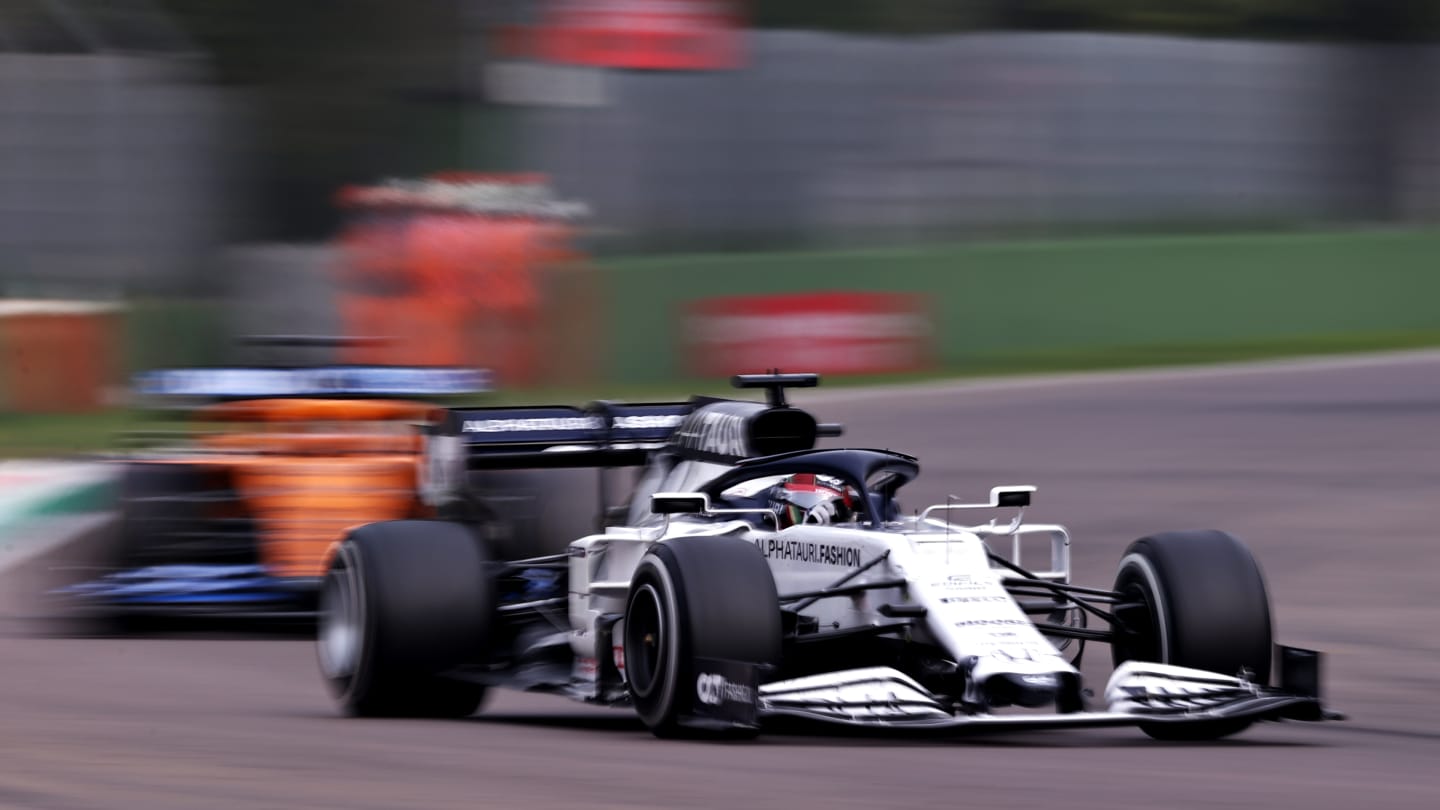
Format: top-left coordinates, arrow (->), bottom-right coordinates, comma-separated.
3,2 -> 1440,806
4,355 -> 1440,808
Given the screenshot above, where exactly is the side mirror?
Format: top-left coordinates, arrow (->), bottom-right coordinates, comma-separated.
991,486 -> 1035,508
650,492 -> 711,515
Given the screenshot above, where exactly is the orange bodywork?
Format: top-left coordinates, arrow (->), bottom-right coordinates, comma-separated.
161,398 -> 437,579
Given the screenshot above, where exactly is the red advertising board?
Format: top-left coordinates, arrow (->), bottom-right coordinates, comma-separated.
685,291 -> 933,378
534,0 -> 745,71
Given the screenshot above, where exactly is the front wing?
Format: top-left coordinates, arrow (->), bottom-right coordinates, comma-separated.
755,649 -> 1339,732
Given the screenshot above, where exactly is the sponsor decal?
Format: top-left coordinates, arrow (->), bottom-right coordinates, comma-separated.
672,411 -> 749,458
696,673 -> 754,706
934,574 -> 989,591
953,619 -> 1031,628
613,414 -> 686,431
690,658 -> 759,725
755,537 -> 862,568
462,416 -> 601,433
978,645 -> 1065,663
684,291 -> 933,378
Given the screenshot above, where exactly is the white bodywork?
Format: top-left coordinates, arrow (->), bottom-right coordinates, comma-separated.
560,485 -> 1321,729
565,492 -> 1081,707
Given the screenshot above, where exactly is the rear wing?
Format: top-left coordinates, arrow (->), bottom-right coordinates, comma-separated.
134,366 -> 492,400
436,373 -> 832,471
440,401 -> 694,469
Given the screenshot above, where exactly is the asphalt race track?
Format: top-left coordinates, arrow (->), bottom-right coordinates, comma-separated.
4,352 -> 1440,809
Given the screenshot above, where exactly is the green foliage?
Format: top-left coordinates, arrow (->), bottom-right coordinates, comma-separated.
754,0 -> 991,33
754,0 -> 1440,41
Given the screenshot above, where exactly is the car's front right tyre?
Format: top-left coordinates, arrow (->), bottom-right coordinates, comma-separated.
318,520 -> 493,718
623,536 -> 782,738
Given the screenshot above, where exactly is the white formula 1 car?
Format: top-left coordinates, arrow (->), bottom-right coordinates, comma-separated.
316,373 -> 1339,739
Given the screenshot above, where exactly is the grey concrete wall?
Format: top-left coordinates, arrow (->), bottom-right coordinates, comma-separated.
0,55 -> 243,297
514,31 -> 1440,251
218,243 -> 341,363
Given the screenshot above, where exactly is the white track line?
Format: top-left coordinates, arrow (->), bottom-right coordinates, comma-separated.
794,348 -> 1440,405
0,463 -> 115,576
0,512 -> 113,576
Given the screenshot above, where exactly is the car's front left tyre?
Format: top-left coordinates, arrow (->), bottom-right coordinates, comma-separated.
1111,529 -> 1273,741
318,520 -> 493,718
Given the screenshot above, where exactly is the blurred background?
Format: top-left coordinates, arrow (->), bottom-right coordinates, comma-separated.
4,0 -> 1440,430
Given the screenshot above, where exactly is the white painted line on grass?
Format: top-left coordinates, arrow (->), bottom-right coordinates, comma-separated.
0,461 -> 116,575
0,512 -> 113,576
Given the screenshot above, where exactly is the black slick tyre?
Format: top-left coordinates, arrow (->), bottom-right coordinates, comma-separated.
623,536 -> 782,738
1111,530 -> 1273,741
317,520 -> 493,718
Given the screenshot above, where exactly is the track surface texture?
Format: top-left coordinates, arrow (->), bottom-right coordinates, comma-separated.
4,353 -> 1440,809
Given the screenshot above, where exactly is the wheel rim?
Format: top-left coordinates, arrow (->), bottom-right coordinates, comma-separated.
318,550 -> 362,682
625,583 -> 666,699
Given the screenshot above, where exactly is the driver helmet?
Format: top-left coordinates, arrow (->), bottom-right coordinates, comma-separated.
771,474 -> 857,528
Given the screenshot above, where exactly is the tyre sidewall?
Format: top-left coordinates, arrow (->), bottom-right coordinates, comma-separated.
1114,531 -> 1272,682
624,536 -> 781,735
625,551 -> 690,729
1112,530 -> 1274,741
319,520 -> 493,716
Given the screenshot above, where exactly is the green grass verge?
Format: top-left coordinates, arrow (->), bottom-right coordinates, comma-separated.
600,228 -> 1440,383
0,410 -> 152,459
124,298 -> 231,372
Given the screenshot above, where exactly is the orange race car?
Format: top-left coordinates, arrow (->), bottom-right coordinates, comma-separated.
62,364 -> 490,617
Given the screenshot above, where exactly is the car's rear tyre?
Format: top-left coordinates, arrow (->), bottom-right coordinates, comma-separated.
1112,530 -> 1273,741
623,536 -> 782,738
318,520 -> 493,717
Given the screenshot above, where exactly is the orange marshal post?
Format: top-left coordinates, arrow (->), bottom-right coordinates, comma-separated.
332,174 -> 591,387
